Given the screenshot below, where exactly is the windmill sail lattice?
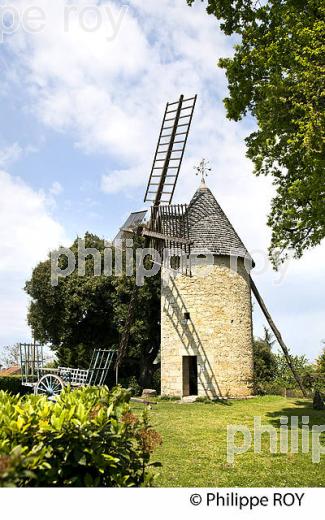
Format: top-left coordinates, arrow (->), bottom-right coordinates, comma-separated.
144,95 -> 197,206
115,94 -> 197,374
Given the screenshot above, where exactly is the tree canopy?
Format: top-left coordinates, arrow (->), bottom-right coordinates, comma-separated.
25,233 -> 161,388
316,342 -> 325,374
188,0 -> 325,263
0,344 -> 20,368
274,351 -> 314,390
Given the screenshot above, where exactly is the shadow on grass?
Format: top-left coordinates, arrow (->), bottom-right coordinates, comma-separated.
210,398 -> 232,406
266,399 -> 325,429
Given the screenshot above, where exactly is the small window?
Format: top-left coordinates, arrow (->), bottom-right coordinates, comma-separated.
170,255 -> 181,270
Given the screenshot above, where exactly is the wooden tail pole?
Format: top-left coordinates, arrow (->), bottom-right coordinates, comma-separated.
250,276 -> 307,398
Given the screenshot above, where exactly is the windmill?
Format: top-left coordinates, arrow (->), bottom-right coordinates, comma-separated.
113,94 -> 306,398
114,94 -> 197,375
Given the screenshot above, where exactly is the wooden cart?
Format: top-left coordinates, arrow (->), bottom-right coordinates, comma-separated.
19,343 -> 115,398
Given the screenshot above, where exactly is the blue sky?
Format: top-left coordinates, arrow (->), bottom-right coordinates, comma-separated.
0,0 -> 324,361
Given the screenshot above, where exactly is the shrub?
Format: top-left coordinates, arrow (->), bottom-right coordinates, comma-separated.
253,335 -> 277,393
313,390 -> 325,410
152,368 -> 161,394
0,376 -> 27,396
117,376 -> 142,396
126,376 -> 142,397
285,388 -> 312,398
0,386 -> 161,487
257,381 -> 285,396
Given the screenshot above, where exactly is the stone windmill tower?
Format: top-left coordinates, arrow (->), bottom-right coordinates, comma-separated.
160,168 -> 254,398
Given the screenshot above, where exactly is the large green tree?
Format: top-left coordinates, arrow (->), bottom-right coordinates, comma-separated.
25,233 -> 160,387
188,0 -> 325,263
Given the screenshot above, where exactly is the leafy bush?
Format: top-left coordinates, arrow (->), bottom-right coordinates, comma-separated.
312,374 -> 325,393
256,381 -> 285,396
118,376 -> 142,396
0,386 -> 162,487
252,328 -> 317,396
313,390 -> 325,410
0,376 -> 27,396
253,337 -> 277,391
152,368 -> 161,394
126,376 -> 142,397
285,388 -> 312,398
274,353 -> 315,391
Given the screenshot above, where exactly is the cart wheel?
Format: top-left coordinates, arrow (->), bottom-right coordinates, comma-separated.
36,374 -> 64,397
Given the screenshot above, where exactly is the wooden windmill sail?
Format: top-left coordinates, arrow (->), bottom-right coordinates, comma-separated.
144,94 -> 196,205
115,94 -> 197,372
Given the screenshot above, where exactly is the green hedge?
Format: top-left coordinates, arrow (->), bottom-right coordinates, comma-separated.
0,376 -> 27,396
0,386 -> 162,487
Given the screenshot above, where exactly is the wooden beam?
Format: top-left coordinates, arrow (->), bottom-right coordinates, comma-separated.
250,276 -> 307,397
142,228 -> 193,245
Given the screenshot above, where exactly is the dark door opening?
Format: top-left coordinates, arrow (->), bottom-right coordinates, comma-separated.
182,356 -> 198,396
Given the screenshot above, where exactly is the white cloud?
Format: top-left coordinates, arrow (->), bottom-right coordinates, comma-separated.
50,181 -> 63,196
0,142 -> 40,169
101,165 -> 148,195
0,171 -> 67,271
0,143 -> 23,167
5,1 -> 232,165
0,170 -> 68,344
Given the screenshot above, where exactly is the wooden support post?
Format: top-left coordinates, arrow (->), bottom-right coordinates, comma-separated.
250,276 -> 307,398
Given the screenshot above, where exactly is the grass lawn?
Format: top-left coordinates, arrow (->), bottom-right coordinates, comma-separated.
133,396 -> 325,487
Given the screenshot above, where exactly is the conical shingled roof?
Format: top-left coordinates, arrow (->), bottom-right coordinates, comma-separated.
187,181 -> 253,263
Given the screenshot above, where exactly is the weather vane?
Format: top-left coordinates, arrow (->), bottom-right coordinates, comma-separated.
194,158 -> 212,185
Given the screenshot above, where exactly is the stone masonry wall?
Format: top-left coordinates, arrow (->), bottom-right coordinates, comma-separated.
160,256 -> 254,398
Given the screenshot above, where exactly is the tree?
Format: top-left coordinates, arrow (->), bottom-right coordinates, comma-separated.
253,327 -> 277,392
25,233 -> 161,388
0,344 -> 20,368
315,341 -> 325,375
274,352 -> 314,390
187,0 -> 325,263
